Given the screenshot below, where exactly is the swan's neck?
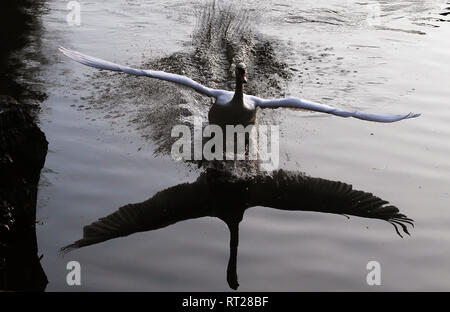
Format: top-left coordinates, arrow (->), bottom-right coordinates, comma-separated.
231,80 -> 244,107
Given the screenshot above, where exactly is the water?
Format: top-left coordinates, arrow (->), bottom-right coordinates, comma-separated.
33,0 -> 450,291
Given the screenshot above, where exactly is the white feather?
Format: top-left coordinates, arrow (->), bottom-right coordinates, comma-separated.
59,46 -> 420,123
59,46 -> 220,97
250,96 -> 420,123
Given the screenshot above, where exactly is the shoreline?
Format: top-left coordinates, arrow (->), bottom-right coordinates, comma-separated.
0,1 -> 49,291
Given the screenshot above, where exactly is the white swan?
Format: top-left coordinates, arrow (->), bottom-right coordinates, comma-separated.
59,46 -> 420,124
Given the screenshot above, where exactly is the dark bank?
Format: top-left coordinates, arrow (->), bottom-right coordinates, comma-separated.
0,0 -> 48,291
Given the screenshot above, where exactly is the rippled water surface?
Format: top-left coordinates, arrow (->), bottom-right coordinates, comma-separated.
35,0 -> 450,290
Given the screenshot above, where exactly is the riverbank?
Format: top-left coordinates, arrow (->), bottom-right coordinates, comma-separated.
0,0 -> 48,291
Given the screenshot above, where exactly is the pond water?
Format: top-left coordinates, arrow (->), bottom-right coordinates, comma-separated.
34,0 -> 450,291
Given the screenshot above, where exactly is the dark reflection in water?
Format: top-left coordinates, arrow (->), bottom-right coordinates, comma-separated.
62,168 -> 413,290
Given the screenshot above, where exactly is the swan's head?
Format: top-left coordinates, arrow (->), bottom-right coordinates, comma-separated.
235,63 -> 247,84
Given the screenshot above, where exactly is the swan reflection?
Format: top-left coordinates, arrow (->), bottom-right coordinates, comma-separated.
62,168 -> 413,290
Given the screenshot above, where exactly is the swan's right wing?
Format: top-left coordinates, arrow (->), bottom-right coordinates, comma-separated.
60,181 -> 213,253
59,46 -> 220,98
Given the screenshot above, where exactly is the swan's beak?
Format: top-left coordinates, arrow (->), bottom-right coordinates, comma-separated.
242,74 -> 247,84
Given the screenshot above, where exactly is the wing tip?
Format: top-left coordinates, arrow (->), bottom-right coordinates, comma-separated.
408,112 -> 421,119
385,112 -> 421,122
58,46 -> 75,60
58,46 -> 70,54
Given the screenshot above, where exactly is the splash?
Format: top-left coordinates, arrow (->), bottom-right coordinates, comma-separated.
85,0 -> 292,166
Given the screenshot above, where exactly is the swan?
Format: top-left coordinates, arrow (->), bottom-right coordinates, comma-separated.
61,168 -> 413,290
59,46 -> 420,124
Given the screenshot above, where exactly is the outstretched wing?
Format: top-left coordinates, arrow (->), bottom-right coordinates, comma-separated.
61,169 -> 414,255
252,96 -> 420,123
60,181 -> 213,253
247,170 -> 414,237
59,46 -> 220,98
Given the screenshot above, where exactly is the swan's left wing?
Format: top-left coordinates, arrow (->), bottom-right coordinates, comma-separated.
252,96 -> 420,123
247,170 -> 414,237
59,46 -> 220,98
